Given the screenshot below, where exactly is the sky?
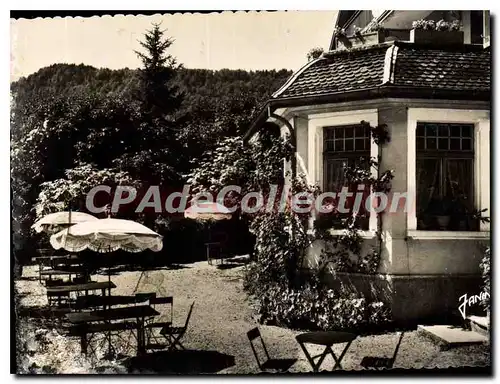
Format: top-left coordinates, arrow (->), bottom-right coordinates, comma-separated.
10,11 -> 338,82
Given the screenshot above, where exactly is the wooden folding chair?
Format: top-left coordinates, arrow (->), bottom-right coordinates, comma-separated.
360,332 -> 405,370
247,327 -> 297,373
144,296 -> 174,351
159,302 -> 195,351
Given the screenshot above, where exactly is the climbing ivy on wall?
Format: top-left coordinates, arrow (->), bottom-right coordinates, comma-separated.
244,121 -> 393,330
314,121 -> 392,275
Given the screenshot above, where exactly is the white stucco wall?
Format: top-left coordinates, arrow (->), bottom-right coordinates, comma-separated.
280,99 -> 490,277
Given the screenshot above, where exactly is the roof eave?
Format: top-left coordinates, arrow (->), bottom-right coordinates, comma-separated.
243,86 -> 490,142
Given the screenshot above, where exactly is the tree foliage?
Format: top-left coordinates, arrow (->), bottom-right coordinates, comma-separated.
10,25 -> 292,264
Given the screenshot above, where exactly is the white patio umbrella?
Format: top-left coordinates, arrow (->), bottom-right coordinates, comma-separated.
185,202 -> 233,265
50,218 -> 163,253
50,218 -> 163,283
184,201 -> 232,221
32,211 -> 98,234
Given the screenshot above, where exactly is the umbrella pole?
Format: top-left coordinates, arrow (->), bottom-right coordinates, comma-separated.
108,245 -> 111,284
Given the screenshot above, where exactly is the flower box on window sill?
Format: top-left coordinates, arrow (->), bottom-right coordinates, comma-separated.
410,28 -> 464,45
336,31 -> 386,50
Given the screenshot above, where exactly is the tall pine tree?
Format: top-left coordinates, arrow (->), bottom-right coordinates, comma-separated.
134,22 -> 183,117
115,22 -> 185,186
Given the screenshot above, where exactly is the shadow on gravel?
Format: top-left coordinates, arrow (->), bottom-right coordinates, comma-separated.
125,349 -> 235,374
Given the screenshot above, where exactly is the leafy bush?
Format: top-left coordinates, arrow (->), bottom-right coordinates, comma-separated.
256,280 -> 391,332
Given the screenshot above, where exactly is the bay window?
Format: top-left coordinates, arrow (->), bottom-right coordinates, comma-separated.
323,124 -> 371,229
416,122 -> 476,231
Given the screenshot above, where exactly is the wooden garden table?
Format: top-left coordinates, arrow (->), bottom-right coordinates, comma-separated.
66,305 -> 160,356
295,331 -> 357,372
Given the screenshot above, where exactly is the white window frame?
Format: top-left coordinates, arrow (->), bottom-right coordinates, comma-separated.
308,109 -> 379,235
407,108 -> 490,239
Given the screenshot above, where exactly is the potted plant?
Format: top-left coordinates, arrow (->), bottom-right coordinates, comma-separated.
426,197 -> 454,230
410,19 -> 463,45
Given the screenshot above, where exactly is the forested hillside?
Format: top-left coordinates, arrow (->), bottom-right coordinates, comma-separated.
11,58 -> 291,266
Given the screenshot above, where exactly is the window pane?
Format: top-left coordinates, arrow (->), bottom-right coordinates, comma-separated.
337,127 -> 345,139
325,129 -> 335,140
461,125 -> 472,138
450,138 -> 461,150
438,124 -> 449,137
335,139 -> 344,152
354,125 -> 365,137
416,124 -> 425,137
345,139 -> 353,151
462,138 -> 472,151
344,126 -> 354,139
426,124 -> 438,137
426,138 -> 437,149
438,138 -> 449,150
355,139 -> 365,151
450,124 -> 462,137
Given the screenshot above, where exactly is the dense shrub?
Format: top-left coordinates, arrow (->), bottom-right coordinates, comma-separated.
256,280 -> 391,332
244,210 -> 391,332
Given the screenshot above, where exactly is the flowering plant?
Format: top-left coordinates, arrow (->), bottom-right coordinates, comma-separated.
413,19 -> 461,32
333,26 -> 347,38
367,21 -> 385,32
412,19 -> 436,30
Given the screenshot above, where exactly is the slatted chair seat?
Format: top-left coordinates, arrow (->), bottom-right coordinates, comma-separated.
247,327 -> 297,373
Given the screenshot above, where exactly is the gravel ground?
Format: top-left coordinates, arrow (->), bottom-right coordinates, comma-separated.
15,260 -> 490,374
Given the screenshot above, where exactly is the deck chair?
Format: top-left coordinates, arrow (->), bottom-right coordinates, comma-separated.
247,327 -> 297,373
144,296 -> 174,351
159,302 -> 195,351
360,332 -> 405,370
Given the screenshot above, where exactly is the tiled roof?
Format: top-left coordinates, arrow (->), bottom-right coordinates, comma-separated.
273,42 -> 490,99
393,47 -> 490,91
275,46 -> 388,98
